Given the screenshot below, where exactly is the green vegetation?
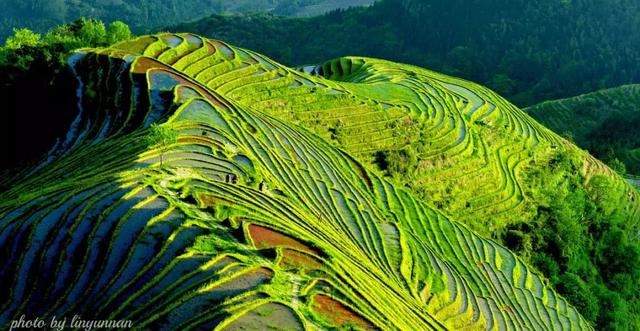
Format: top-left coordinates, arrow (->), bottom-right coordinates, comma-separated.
526,85 -> 640,177
0,32 -> 601,330
169,0 -> 640,107
502,148 -> 640,329
0,0 -> 374,43
1,26 -> 639,329
146,124 -> 178,167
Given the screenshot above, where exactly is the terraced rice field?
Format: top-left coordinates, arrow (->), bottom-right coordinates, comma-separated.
526,84 -> 640,176
107,34 -> 639,234
0,33 -> 618,330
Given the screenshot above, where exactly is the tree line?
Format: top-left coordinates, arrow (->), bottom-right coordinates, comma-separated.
0,19 -> 132,173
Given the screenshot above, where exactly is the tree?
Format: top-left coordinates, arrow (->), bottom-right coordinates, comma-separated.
5,28 -> 41,49
107,21 -> 132,45
490,73 -> 516,96
385,147 -> 418,178
43,0 -> 67,21
0,19 -> 134,172
77,18 -> 107,46
606,157 -> 627,175
556,273 -> 599,323
596,286 -> 630,331
146,123 -> 178,167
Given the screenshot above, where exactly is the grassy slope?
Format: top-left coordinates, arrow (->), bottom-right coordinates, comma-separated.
526,84 -> 640,177
0,33 -> 594,330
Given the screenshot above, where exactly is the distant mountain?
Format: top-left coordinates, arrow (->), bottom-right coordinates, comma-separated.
0,0 -> 375,42
271,0 -> 375,16
526,85 -> 640,176
168,0 -> 640,107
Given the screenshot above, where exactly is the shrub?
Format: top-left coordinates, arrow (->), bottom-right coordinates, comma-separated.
146,123 -> 178,167
556,273 -> 599,323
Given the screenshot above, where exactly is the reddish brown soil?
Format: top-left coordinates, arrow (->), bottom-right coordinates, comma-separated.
133,58 -> 229,110
175,136 -> 198,144
133,57 -> 166,74
278,248 -> 323,271
247,267 -> 275,280
311,294 -> 375,329
247,224 -> 316,254
207,40 -> 235,60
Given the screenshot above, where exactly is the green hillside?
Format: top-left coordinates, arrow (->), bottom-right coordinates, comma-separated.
274,0 -> 374,16
0,33 -> 593,330
526,85 -> 640,177
123,33 -> 638,232
105,34 -> 640,329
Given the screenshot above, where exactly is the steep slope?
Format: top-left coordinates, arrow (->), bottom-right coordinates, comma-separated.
526,85 -> 640,177
0,34 -> 592,330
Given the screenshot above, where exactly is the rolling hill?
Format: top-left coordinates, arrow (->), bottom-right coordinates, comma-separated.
119,33 -> 637,235
0,33 -> 601,330
526,85 -> 640,177
2,32 -> 640,329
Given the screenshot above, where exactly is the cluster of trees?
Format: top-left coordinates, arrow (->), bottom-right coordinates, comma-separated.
588,113 -> 640,175
0,19 -> 132,173
0,0 -> 223,41
171,0 -> 640,106
501,149 -> 640,330
0,0 -> 374,43
373,139 -> 640,329
273,0 -> 374,16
